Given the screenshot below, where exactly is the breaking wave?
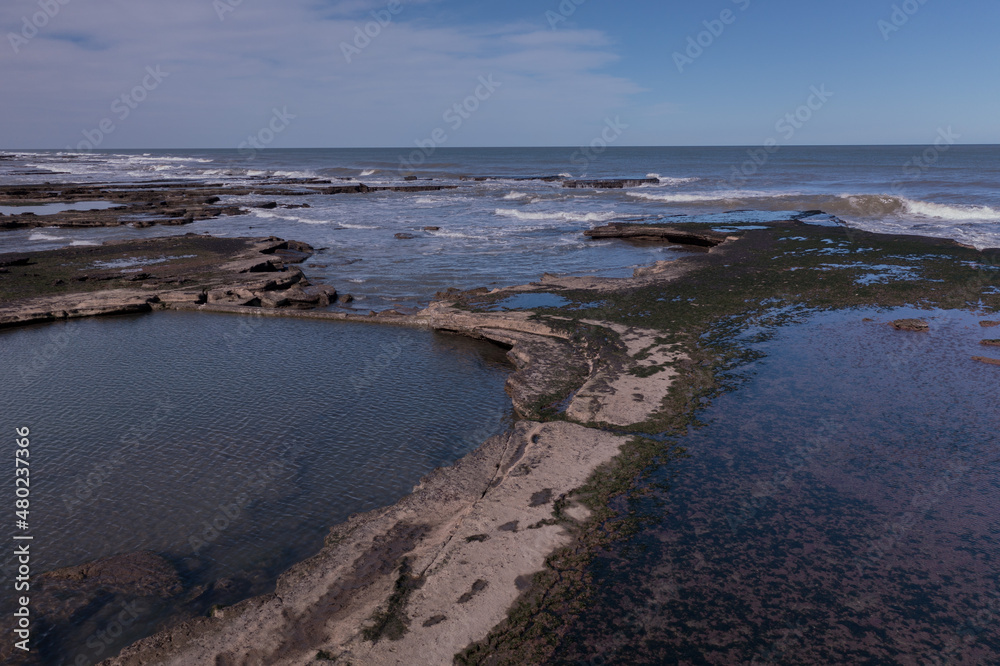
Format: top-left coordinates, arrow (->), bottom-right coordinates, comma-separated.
644,173 -> 701,186
629,190 -> 1000,223
494,208 -> 620,223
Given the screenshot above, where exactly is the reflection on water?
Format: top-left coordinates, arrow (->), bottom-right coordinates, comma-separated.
0,312 -> 512,662
555,308 -> 1000,665
0,201 -> 121,216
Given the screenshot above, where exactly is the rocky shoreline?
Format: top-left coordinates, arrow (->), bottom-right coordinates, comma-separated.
0,181 -> 456,230
1,213 -> 999,664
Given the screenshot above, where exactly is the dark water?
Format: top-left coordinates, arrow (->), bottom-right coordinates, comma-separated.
555,308 -> 1000,665
0,312 -> 512,662
3,147 -> 999,311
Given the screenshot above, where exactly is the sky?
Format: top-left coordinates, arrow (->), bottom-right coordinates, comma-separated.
1,0 -> 997,149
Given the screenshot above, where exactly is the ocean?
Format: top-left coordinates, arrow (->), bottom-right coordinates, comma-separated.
2,146 -> 998,310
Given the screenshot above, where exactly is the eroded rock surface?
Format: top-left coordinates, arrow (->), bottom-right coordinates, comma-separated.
108,422 -> 625,666
0,236 -> 318,327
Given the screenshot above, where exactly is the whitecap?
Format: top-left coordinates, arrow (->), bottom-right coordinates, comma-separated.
494,208 -> 620,223
503,192 -> 530,201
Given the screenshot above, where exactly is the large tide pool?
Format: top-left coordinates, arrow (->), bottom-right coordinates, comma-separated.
551,308 -> 1000,665
0,312 -> 513,662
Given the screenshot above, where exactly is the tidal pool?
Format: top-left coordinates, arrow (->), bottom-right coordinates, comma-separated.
0,312 -> 512,662
0,201 -> 122,216
553,308 -> 1000,665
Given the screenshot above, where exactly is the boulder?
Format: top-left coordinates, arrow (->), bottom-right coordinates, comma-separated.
891,319 -> 929,332
303,285 -> 338,307
395,233 -> 416,240
282,286 -> 322,307
207,288 -> 257,306
563,178 -> 660,189
259,291 -> 290,308
158,290 -> 207,306
980,339 -> 1000,348
585,224 -> 729,248
0,256 -> 32,268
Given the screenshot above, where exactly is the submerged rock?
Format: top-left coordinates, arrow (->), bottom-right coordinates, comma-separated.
981,320 -> 1000,328
972,356 -> 1000,366
37,551 -> 183,603
585,224 -> 730,248
563,178 -> 660,189
891,319 -> 930,332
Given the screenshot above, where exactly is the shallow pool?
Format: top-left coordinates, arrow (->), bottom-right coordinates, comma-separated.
551,307 -> 1000,664
0,312 -> 512,661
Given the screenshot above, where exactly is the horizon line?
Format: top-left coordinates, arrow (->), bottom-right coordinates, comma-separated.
4,143 -> 1000,152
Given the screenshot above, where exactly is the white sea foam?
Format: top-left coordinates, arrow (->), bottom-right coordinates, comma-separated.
360,169 -> 378,177
273,170 -> 318,179
494,208 -> 620,223
628,190 -> 771,203
503,191 -> 531,200
28,232 -> 67,241
27,163 -> 95,175
125,155 -> 212,163
425,230 -> 485,239
903,199 -> 1000,222
643,173 -> 701,186
250,210 -> 317,224
70,240 -> 100,246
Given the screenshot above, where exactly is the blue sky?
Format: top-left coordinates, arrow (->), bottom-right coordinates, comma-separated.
1,0 -> 997,149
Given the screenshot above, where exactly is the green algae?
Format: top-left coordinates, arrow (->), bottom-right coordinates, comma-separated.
456,221 -> 999,664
